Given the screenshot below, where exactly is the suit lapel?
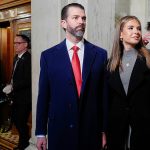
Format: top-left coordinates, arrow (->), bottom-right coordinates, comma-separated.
127,57 -> 147,96
108,67 -> 126,97
15,51 -> 28,72
108,57 -> 148,98
58,40 -> 97,98
57,40 -> 77,95
81,40 -> 97,96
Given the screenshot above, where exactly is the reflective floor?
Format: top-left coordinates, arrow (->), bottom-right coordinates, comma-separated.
0,125 -> 18,150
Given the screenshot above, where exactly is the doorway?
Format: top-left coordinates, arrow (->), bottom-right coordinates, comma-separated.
0,21 -> 13,84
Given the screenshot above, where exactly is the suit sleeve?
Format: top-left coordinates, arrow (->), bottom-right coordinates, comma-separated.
35,52 -> 50,136
102,52 -> 108,132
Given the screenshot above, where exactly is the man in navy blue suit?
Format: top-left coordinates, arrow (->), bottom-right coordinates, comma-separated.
36,3 -> 107,150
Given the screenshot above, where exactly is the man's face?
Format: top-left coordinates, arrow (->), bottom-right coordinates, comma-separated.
61,7 -> 86,39
14,36 -> 27,54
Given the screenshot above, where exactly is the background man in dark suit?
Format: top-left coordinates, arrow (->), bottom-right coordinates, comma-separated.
3,34 -> 31,150
36,3 -> 107,150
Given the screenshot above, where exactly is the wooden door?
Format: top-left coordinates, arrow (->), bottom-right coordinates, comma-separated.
0,21 -> 13,84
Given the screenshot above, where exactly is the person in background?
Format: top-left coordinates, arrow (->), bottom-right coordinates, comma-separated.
3,34 -> 31,150
107,15 -> 150,150
143,22 -> 150,49
35,3 -> 107,150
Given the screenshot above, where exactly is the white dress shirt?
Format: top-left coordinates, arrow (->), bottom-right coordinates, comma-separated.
66,39 -> 84,75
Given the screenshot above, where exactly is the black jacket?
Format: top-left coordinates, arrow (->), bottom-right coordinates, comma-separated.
107,56 -> 150,149
12,51 -> 31,105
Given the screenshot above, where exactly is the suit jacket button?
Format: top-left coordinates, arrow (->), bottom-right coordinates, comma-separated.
69,124 -> 74,128
69,81 -> 73,86
125,107 -> 129,111
68,104 -> 71,109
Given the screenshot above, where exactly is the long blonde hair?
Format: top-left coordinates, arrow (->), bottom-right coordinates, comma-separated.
107,15 -> 150,72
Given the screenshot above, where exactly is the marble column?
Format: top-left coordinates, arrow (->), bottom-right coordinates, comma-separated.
146,0 -> 150,22
27,0 -> 115,149
130,0 -> 147,33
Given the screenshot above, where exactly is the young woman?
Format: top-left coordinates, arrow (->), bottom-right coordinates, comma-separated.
107,16 -> 150,150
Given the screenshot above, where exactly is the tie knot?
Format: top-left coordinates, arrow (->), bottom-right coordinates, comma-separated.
72,46 -> 79,53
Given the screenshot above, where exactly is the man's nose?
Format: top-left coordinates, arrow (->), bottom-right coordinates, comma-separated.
78,17 -> 84,24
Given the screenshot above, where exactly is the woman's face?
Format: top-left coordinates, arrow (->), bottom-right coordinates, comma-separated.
120,19 -> 142,50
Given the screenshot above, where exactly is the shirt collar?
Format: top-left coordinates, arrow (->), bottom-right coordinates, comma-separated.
18,51 -> 26,58
66,39 -> 84,51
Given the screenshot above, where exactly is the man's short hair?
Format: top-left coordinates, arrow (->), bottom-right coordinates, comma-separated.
16,34 -> 31,49
61,3 -> 85,20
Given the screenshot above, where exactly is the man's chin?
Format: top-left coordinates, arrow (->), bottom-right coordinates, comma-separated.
75,35 -> 83,39
75,31 -> 84,38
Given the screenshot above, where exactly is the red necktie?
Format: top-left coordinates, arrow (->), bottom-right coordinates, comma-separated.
72,46 -> 82,97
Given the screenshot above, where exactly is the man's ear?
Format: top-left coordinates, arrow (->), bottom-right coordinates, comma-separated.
61,20 -> 67,30
25,42 -> 28,49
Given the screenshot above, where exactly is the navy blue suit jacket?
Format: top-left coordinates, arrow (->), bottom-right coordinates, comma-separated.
35,39 -> 107,150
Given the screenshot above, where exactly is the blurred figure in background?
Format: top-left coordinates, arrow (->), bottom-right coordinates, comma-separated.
3,34 -> 31,150
143,22 -> 150,49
